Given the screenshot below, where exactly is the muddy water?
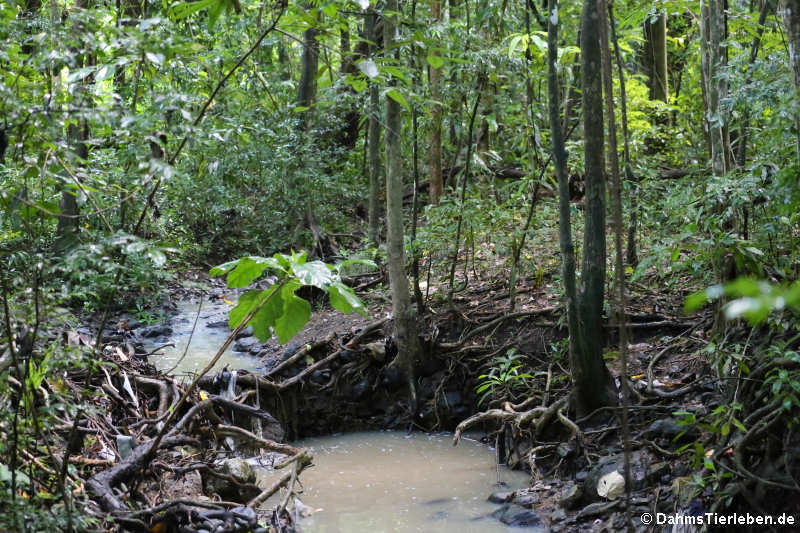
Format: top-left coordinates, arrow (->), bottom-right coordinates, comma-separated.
145,299 -> 262,375
259,431 -> 530,533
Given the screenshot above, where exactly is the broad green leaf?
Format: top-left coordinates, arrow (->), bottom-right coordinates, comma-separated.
170,0 -> 214,19
275,291 -> 311,344
426,55 -> 446,69
329,281 -> 368,317
146,248 -> 166,266
229,289 -> 270,329
336,258 -> 378,273
209,259 -> 240,277
724,277 -> 762,297
684,284 -> 723,313
67,67 -> 96,83
386,88 -> 411,113
250,285 -> 285,341
207,0 -> 226,26
292,261 -> 334,290
0,463 -> 30,485
95,65 -> 115,82
224,256 -> 281,288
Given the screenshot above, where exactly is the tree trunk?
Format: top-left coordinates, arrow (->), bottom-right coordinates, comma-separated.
297,7 -> 319,132
367,10 -> 382,247
548,0 -> 581,402
56,122 -> 87,250
428,0 -> 444,204
56,0 -> 92,251
700,0 -> 730,176
780,0 -> 800,160
643,11 -> 669,102
575,0 -> 617,416
609,1 -> 639,267
384,0 -> 421,411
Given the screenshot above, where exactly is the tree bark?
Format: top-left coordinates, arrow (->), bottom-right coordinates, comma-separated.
548,0 -> 580,404
599,0 -> 633,524
609,2 -> 638,266
700,0 -> 730,176
56,0 -> 92,251
428,0 -> 444,204
384,0 -> 422,411
297,6 -> 319,132
643,11 -> 669,102
780,0 -> 800,160
575,0 -> 617,416
367,10 -> 382,247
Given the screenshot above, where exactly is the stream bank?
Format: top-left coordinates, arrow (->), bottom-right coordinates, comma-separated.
63,267 -> 797,532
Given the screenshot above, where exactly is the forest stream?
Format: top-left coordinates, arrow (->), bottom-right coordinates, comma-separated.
143,300 -> 532,533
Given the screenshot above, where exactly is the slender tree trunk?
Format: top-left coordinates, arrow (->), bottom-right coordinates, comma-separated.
428,0 -> 444,204
297,9 -> 319,132
575,0 -> 617,416
609,2 -> 638,266
643,11 -> 669,102
549,0 -> 578,355
384,0 -> 421,411
56,0 -> 92,251
781,0 -> 800,160
701,0 -> 730,176
598,1 -> 632,528
367,10 -> 382,247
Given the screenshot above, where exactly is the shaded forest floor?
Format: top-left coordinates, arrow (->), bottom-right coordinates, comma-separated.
47,245 -> 741,532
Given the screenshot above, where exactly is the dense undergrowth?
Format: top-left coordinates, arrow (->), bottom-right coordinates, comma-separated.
3,0 -> 800,530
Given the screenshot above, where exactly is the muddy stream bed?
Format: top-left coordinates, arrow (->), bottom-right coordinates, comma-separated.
143,298 -> 532,532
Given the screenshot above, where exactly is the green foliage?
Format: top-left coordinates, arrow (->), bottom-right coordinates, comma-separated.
210,251 -> 374,344
685,278 -> 800,325
475,348 -> 534,406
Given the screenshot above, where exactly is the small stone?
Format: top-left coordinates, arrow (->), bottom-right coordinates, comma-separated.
235,326 -> 254,339
233,337 -> 258,352
577,500 -> 618,519
488,490 -> 515,504
559,483 -> 582,509
491,504 -> 547,530
575,470 -> 589,482
513,491 -> 538,508
647,418 -> 695,441
116,435 -> 136,460
206,320 -> 229,329
647,461 -> 670,483
140,325 -> 173,338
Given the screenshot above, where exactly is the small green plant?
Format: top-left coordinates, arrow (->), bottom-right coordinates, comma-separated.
129,302 -> 166,326
475,348 -> 534,406
210,251 -> 375,344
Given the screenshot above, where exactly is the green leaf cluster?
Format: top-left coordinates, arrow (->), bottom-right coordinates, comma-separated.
210,251 -> 374,344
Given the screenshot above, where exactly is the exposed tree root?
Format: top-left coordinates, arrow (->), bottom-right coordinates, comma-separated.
452,395 -> 574,446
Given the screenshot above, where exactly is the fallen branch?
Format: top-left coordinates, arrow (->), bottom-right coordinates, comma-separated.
265,332 -> 336,378
86,435 -> 199,512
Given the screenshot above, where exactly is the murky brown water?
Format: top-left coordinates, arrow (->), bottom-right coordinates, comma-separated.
258,431 -> 531,533
145,299 -> 262,375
